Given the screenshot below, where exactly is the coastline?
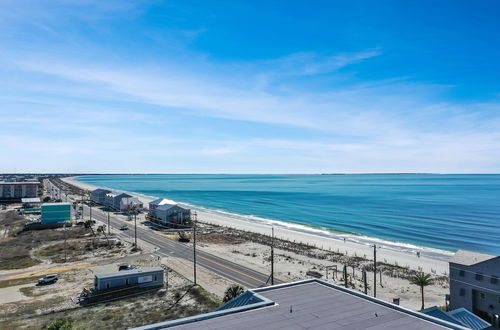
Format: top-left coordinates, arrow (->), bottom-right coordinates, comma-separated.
62,176 -> 452,274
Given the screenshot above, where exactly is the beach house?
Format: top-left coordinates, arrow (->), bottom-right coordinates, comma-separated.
104,193 -> 117,208
155,204 -> 190,225
449,249 -> 500,328
104,192 -> 133,210
90,188 -> 111,204
148,198 -> 176,216
119,197 -> 143,212
94,267 -> 164,291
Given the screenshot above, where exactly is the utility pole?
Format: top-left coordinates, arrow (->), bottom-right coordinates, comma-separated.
89,204 -> 92,222
64,222 -> 67,263
373,244 -> 377,297
343,264 -> 348,287
193,212 -> 197,285
271,227 -> 274,285
134,210 -> 137,248
363,268 -> 368,294
107,210 -> 110,235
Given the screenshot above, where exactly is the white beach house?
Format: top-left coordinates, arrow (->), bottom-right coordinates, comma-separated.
148,198 -> 190,225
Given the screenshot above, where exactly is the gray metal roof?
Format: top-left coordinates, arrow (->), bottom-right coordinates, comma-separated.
450,249 -> 498,266
95,267 -> 163,280
92,188 -> 111,194
42,202 -> 71,206
131,280 -> 467,330
115,193 -> 133,199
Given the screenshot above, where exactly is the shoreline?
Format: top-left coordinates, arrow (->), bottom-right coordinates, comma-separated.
62,176 -> 452,274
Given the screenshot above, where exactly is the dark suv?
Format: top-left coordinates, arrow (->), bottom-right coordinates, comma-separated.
118,264 -> 137,271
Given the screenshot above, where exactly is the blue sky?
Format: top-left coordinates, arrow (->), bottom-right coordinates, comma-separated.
1,0 -> 499,173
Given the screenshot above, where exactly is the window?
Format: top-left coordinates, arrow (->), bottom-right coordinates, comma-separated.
126,279 -> 129,285
475,273 -> 484,281
491,276 -> 499,285
480,292 -> 485,299
459,288 -> 466,296
459,270 -> 465,277
154,275 -> 157,281
106,282 -> 110,289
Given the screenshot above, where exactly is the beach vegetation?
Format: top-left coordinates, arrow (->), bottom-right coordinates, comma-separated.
46,319 -> 74,330
410,272 -> 433,310
223,284 -> 245,303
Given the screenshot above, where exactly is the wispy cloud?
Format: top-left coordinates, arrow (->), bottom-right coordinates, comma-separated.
262,50 -> 381,76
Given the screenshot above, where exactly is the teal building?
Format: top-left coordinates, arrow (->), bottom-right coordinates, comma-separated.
41,202 -> 71,224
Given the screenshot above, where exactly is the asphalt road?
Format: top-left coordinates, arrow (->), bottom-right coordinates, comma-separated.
80,204 -> 280,288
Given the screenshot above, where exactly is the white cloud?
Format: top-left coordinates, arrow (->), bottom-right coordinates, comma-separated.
2,47 -> 500,173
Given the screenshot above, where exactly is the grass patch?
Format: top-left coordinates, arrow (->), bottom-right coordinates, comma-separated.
34,239 -> 122,263
0,256 -> 41,270
0,276 -> 39,289
189,286 -> 222,309
0,321 -> 30,330
0,223 -> 92,270
19,286 -> 45,298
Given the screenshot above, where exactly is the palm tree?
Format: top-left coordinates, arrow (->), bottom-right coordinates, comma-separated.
223,284 -> 245,303
410,272 -> 433,310
97,225 -> 110,247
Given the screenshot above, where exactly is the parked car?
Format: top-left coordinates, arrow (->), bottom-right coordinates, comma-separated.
38,274 -> 58,285
118,264 -> 137,271
120,225 -> 129,230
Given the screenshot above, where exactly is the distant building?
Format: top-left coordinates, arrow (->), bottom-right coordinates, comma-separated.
0,181 -> 38,201
148,198 -> 177,216
155,204 -> 191,225
449,249 -> 500,328
148,198 -> 190,225
41,203 -> 71,224
113,193 -> 132,210
90,188 -> 111,204
120,197 -> 143,212
105,192 -> 133,210
132,279 -> 469,330
94,267 -> 164,291
105,193 -> 117,208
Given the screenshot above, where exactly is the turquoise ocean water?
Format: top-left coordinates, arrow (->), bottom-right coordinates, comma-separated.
76,174 -> 500,255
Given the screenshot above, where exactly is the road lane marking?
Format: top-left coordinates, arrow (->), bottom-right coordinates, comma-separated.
148,235 -> 176,248
196,254 -> 266,285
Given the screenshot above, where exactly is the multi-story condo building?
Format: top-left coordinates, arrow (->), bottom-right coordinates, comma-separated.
449,249 -> 500,328
0,181 -> 38,200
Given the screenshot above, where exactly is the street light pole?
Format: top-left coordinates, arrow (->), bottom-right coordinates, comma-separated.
107,210 -> 110,235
